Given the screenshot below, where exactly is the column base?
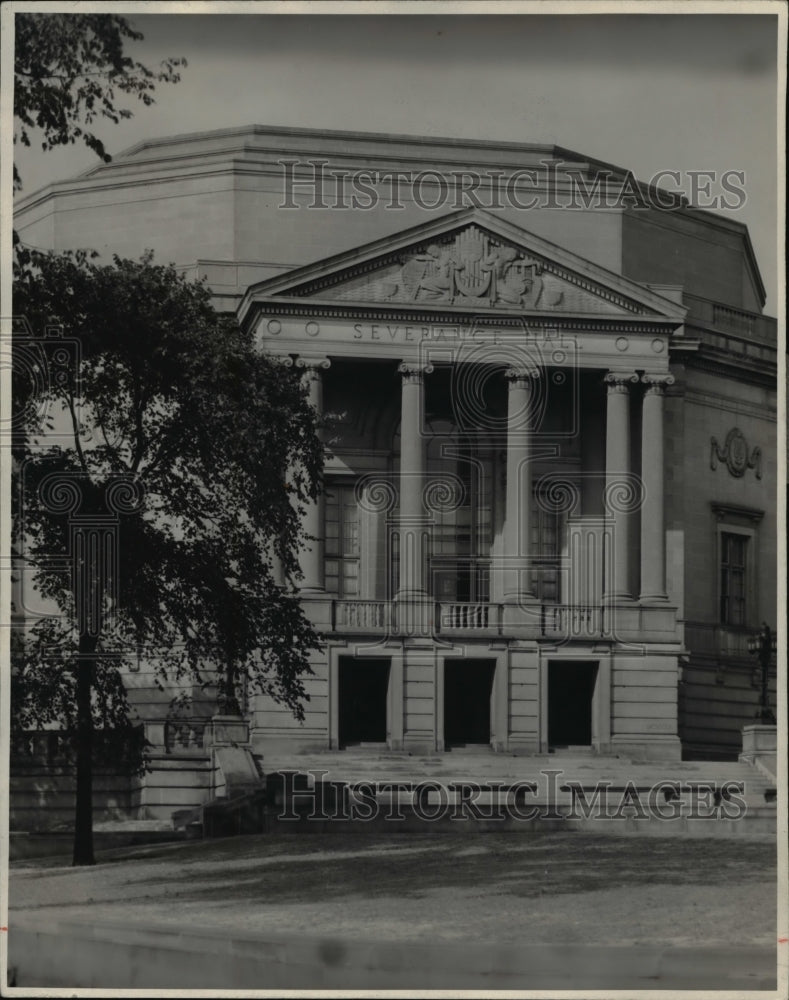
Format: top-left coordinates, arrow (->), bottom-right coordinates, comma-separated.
639,593 -> 669,604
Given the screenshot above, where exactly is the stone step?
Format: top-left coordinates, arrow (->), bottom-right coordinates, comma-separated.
258,754 -> 772,788
248,752 -> 775,839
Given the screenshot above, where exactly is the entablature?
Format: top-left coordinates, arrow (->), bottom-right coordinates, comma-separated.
254,308 -> 677,372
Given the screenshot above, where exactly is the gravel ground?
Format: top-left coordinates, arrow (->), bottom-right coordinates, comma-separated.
9,830 -> 778,948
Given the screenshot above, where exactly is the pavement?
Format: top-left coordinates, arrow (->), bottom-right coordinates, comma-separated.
7,827 -> 782,991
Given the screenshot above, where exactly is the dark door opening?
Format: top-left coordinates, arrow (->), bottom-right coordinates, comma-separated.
444,659 -> 495,747
338,658 -> 390,747
548,661 -> 598,748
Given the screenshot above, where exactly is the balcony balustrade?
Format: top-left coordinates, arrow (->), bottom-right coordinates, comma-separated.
684,622 -> 758,659
163,718 -> 208,755
327,599 -> 679,641
331,599 -> 393,633
540,603 -> 608,639
437,602 -> 503,634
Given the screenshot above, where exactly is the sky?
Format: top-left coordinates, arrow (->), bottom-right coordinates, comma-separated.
12,8 -> 782,310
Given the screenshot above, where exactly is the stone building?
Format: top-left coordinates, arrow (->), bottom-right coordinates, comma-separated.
13,126 -> 777,796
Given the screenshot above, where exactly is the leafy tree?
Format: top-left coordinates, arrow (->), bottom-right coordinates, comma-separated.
14,13 -> 185,192
13,251 -> 324,864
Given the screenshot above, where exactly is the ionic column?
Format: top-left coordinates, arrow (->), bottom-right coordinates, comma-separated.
502,366 -> 539,604
639,373 -> 674,602
396,362 -> 433,598
604,372 -> 638,602
295,355 -> 331,593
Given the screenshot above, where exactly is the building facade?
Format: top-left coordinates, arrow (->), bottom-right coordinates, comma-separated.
14,126 -> 778,771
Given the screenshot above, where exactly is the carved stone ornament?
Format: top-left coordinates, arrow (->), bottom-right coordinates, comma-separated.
641,373 -> 675,394
386,226 -> 565,310
397,361 -> 435,382
295,355 -> 331,372
604,372 -> 639,393
504,364 -> 542,382
710,427 -> 762,479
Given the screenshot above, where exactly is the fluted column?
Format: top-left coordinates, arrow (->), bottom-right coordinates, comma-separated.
502,366 -> 539,604
639,373 -> 674,602
604,372 -> 638,602
396,361 -> 433,599
295,355 -> 331,593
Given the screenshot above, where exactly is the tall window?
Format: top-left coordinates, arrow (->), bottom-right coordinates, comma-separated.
530,499 -> 561,603
720,531 -> 747,626
325,482 -> 359,597
426,427 -> 493,603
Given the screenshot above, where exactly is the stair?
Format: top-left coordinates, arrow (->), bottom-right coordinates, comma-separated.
251,750 -> 776,838
172,787 -> 268,839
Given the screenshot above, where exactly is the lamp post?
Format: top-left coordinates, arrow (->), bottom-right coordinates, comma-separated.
747,623 -> 776,724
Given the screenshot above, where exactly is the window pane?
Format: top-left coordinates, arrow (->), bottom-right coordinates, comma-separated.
343,521 -> 359,556
720,532 -> 749,625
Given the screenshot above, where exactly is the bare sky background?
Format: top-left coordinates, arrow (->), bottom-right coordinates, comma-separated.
13,11 -> 781,309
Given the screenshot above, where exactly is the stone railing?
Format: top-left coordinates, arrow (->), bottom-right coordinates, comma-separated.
163,718 -> 208,755
325,598 -> 677,642
437,602 -> 503,634
541,604 -> 607,639
332,600 -> 393,632
684,622 -> 756,659
683,293 -> 776,347
712,303 -> 756,336
11,728 -> 147,769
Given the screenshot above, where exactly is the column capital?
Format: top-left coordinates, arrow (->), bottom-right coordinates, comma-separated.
504,365 -> 542,383
295,355 -> 331,373
641,373 -> 675,395
398,361 -> 434,383
604,371 -> 639,394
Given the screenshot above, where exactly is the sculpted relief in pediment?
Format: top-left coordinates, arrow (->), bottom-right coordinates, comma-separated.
389,228 -> 563,309
312,225 -> 634,315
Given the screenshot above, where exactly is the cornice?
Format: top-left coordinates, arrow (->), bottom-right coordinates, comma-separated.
15,161 -> 627,219
683,386 -> 777,421
685,348 -> 777,388
248,298 -> 679,335
98,123 -> 578,166
710,501 -> 765,523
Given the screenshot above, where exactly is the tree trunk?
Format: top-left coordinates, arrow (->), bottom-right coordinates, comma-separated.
222,655 -> 241,715
73,632 -> 98,866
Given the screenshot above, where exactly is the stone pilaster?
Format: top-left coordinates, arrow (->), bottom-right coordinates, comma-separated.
604,372 -> 638,602
639,373 -> 674,602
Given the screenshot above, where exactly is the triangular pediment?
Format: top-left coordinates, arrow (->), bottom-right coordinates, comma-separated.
239,209 -> 686,322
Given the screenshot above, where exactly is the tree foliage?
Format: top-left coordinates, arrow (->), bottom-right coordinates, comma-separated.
13,252 -> 325,861
14,13 -> 185,191
15,250 -> 325,707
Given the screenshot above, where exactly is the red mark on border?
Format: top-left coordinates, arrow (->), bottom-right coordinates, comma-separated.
779,937 -> 788,944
